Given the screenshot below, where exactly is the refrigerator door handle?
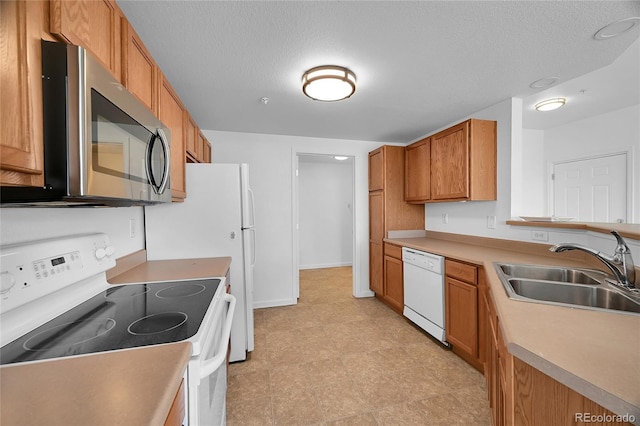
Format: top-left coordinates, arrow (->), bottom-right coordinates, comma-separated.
248,187 -> 256,228
250,228 -> 256,267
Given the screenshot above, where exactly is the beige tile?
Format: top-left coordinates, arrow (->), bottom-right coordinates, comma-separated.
305,357 -> 351,387
412,394 -> 481,425
226,267 -> 490,426
356,373 -> 411,408
315,380 -> 372,421
227,370 -> 270,402
325,412 -> 378,426
269,362 -> 313,395
373,401 -> 429,425
226,395 -> 273,426
272,388 -> 324,425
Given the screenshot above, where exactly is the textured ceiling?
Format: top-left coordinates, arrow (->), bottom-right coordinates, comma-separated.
117,1 -> 640,143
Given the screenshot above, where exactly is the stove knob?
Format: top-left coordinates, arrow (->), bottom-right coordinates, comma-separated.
1,272 -> 16,294
105,246 -> 115,257
95,248 -> 106,260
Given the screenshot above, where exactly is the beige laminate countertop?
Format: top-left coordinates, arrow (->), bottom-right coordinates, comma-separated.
108,257 -> 232,284
0,341 -> 191,426
385,235 -> 640,420
1,257 -> 231,426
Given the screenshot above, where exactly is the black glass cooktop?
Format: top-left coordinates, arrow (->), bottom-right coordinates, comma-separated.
0,279 -> 221,365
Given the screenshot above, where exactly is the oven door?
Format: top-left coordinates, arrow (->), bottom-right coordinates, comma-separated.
187,293 -> 236,426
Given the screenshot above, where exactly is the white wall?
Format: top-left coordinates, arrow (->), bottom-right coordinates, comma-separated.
204,130 -> 385,308
0,207 -> 145,257
517,128 -> 545,216
298,158 -> 353,269
542,104 -> 640,224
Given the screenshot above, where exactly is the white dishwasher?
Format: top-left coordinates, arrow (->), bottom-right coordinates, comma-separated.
402,247 -> 447,344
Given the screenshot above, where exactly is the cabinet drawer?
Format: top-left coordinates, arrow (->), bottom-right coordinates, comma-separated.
445,259 -> 477,284
384,243 -> 402,259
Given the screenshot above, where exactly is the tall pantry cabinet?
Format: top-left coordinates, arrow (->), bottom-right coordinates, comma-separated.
369,146 -> 424,312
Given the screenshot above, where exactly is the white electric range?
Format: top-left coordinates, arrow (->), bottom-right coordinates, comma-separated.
0,233 -> 235,425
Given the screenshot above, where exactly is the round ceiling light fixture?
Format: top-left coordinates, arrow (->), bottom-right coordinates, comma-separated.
334,156 -> 348,161
535,98 -> 566,112
594,17 -> 640,40
529,76 -> 559,89
302,66 -> 356,101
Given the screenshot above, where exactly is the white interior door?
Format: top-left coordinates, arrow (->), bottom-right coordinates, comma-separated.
553,153 -> 627,222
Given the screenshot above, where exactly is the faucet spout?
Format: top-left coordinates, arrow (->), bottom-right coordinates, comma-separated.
549,231 -> 636,289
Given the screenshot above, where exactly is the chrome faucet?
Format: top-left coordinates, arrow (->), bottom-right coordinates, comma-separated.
550,231 -> 636,289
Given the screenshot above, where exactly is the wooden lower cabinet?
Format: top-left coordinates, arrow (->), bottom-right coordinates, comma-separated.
369,242 -> 383,294
480,275 -> 631,426
445,259 -> 482,371
383,243 -> 403,314
164,379 -> 185,426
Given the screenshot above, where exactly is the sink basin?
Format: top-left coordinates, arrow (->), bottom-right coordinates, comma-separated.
508,279 -> 640,314
494,263 -> 640,315
498,264 -> 604,285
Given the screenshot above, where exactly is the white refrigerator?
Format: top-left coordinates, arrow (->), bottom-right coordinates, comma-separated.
144,163 -> 255,362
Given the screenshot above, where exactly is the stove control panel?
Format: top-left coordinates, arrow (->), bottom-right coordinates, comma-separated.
0,233 -> 116,314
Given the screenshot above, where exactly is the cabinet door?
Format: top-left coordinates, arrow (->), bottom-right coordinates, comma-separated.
445,276 -> 478,357
121,20 -> 157,113
405,138 -> 430,202
0,0 -> 45,187
196,131 -> 206,162
383,254 -> 403,313
369,190 -> 384,295
369,191 -> 384,243
159,74 -> 186,200
431,121 -> 469,200
184,112 -> 197,161
369,242 -> 383,294
368,148 -> 384,191
50,0 -> 122,79
202,139 -> 212,163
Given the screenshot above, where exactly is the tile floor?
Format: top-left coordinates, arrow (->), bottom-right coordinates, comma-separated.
226,266 -> 491,425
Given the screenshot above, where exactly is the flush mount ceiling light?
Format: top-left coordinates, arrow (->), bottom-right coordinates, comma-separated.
535,98 -> 566,112
529,77 -> 559,89
302,66 -> 356,101
594,17 -> 640,40
334,156 -> 348,161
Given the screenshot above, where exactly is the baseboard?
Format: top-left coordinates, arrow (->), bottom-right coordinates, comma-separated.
299,262 -> 352,270
253,298 -> 296,309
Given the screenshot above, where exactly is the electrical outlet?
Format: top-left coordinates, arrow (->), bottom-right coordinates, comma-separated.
531,230 -> 549,242
129,219 -> 136,238
442,213 -> 449,224
487,215 -> 496,229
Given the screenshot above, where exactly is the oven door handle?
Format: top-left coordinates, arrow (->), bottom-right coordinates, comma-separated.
198,293 -> 236,379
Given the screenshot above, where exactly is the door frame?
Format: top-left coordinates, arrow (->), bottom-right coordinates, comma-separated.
292,151 -> 357,300
547,150 -> 633,222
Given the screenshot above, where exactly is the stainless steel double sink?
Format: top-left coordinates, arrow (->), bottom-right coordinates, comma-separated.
494,263 -> 640,315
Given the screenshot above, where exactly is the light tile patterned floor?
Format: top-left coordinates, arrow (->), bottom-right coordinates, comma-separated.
226,266 -> 491,425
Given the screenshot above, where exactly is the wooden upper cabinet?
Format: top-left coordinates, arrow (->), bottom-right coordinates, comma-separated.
202,139 -> 212,164
50,0 -> 122,79
196,131 -> 208,162
184,112 -> 198,161
405,118 -> 496,203
0,0 -> 46,187
368,148 -> 384,191
121,20 -> 157,113
431,122 -> 470,200
405,137 -> 430,202
158,74 -> 186,201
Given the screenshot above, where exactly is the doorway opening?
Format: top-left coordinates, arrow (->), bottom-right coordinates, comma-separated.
293,153 -> 355,300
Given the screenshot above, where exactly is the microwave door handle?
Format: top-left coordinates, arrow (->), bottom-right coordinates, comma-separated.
144,134 -> 155,193
198,293 -> 236,379
156,128 -> 171,195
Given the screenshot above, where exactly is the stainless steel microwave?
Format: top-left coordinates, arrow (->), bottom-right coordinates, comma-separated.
1,41 -> 171,206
